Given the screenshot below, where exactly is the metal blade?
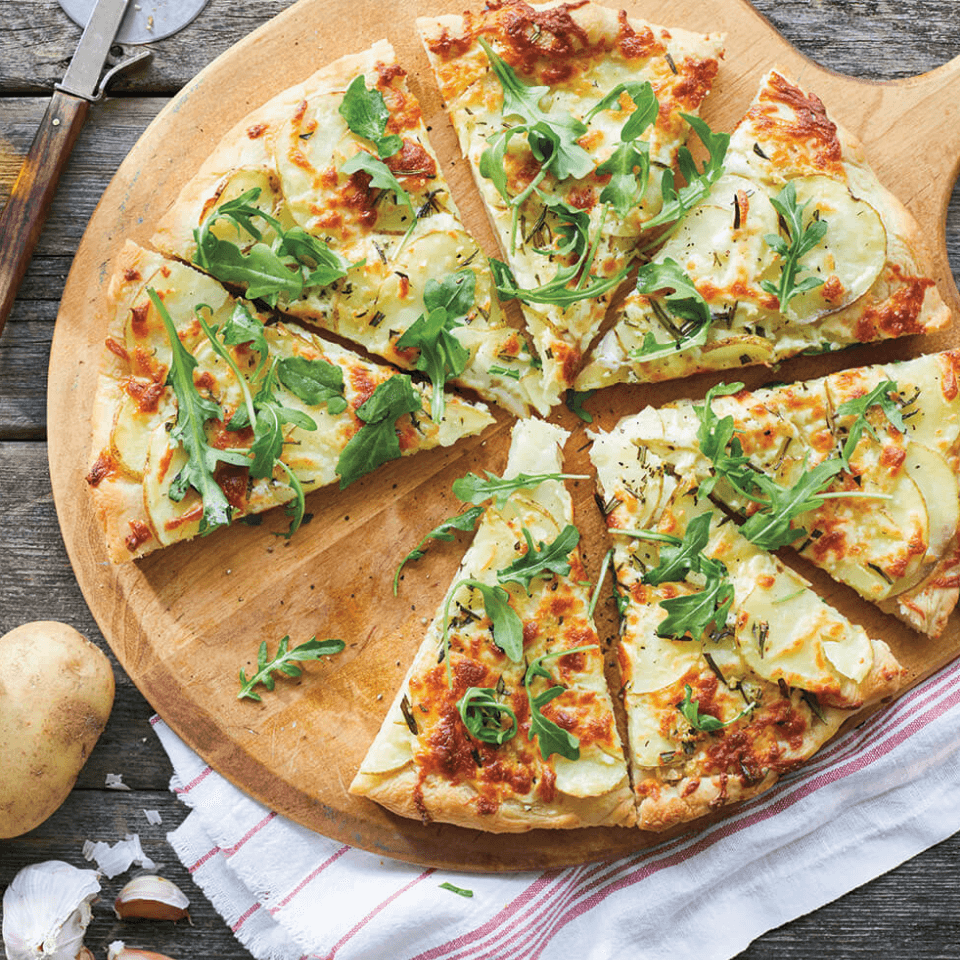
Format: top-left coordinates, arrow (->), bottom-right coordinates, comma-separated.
58,0 -> 133,100
58,0 -> 209,45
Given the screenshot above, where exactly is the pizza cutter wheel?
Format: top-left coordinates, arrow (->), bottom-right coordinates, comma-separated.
57,0 -> 209,43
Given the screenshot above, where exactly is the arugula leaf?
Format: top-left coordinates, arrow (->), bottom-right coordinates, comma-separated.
238,636 -> 345,702
275,355 -> 347,414
694,381 -> 750,497
565,389 -> 595,423
593,82 -> 659,218
583,81 -> 658,137
393,505 -> 485,595
221,301 -> 269,375
523,645 -> 597,761
240,359 -> 319,479
642,512 -> 713,585
439,883 -> 474,898
338,74 -> 402,158
276,459 -> 307,540
498,524 -> 579,594
279,227 -> 354,288
196,236 -> 303,307
597,141 -> 651,219
738,456 -> 845,550
150,289 -> 249,533
457,686 -> 518,746
192,187 -> 351,306
442,578 -> 524,673
490,249 -> 627,308
336,374 -> 422,489
479,39 -> 592,184
341,150 -> 415,222
630,258 -> 712,360
396,270 -> 474,422
835,379 -> 905,467
626,514 -> 735,642
453,470 -> 586,509
678,683 -> 755,732
759,181 -> 828,311
657,566 -> 734,641
643,114 -> 729,231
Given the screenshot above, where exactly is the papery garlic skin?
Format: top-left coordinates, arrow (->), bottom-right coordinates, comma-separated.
2,861 -> 100,960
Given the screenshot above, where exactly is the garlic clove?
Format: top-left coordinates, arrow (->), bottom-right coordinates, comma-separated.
1,860 -> 100,960
113,876 -> 190,921
107,942 -> 178,960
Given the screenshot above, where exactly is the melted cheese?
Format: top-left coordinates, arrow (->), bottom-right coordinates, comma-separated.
418,2 -> 724,404
352,418 -> 634,829
576,70 -> 946,392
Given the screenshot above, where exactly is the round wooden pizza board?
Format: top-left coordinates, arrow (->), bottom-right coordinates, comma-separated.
48,0 -> 960,870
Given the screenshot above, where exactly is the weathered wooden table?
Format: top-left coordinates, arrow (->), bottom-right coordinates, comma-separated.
2,1 -> 959,956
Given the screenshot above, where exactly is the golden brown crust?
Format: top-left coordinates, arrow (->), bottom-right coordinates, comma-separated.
87,244 -> 492,563
351,419 -> 636,831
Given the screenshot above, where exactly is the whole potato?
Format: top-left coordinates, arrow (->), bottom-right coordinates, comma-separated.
0,621 -> 115,838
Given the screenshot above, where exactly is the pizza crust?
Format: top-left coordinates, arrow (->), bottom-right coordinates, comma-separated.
576,69 -> 951,391
87,242 -> 493,562
418,0 -> 724,404
153,40 -> 551,416
351,418 -> 636,831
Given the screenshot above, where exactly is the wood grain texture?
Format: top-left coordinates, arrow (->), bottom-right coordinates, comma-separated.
43,0 -> 960,871
2,0 -> 960,955
0,89 -> 88,333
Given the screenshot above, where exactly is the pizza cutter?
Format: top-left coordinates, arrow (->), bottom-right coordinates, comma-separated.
0,0 -> 210,337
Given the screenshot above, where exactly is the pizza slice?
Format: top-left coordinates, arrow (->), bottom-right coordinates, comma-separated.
605,351 -> 960,636
152,40 -> 550,416
86,243 -> 493,563
418,0 -> 724,406
576,69 -> 951,390
590,426 -> 904,830
350,418 -> 635,831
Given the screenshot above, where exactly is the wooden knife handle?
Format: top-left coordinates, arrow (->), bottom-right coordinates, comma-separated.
0,89 -> 90,338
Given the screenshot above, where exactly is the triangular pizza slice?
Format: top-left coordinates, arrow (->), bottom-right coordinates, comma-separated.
590,425 -> 904,830
577,69 -> 951,390
351,418 -> 635,830
613,352 -> 960,637
418,0 -> 724,406
152,41 -> 550,416
86,243 -> 493,563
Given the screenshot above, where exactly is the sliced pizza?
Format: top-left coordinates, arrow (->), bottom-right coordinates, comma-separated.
152,40 -> 549,416
604,351 -> 960,636
350,418 -> 635,831
418,0 -> 724,406
577,69 -> 951,390
590,427 -> 904,830
86,243 -> 493,563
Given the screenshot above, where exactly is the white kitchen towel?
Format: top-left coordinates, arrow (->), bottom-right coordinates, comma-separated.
153,655 -> 960,960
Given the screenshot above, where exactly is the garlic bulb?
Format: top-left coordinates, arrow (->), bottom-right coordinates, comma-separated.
2,861 -> 100,960
113,875 -> 189,920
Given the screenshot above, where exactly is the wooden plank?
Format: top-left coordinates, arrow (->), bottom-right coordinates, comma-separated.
1,0 -> 959,94
46,0 -> 960,871
0,790 -> 244,959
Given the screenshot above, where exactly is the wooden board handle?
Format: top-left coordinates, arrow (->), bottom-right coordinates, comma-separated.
0,89 -> 90,338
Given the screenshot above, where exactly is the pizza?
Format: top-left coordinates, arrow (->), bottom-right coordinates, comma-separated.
576,69 -> 951,390
86,243 -> 493,563
603,351 -> 960,637
418,0 -> 725,406
152,40 -> 551,417
350,418 -> 635,830
589,429 -> 904,830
